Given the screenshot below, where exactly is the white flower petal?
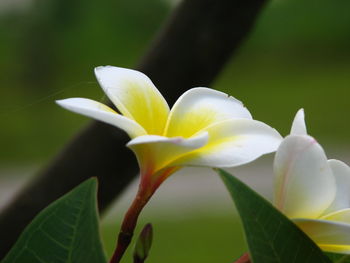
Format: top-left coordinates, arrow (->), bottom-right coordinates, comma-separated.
165,87 -> 252,138
172,118 -> 282,167
290,108 -> 307,135
321,208 -> 350,223
322,160 -> 350,214
94,66 -> 169,135
273,135 -> 336,219
127,132 -> 208,174
294,218 -> 350,254
56,98 -> 146,138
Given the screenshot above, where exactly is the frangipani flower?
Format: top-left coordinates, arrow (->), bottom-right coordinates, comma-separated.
274,109 -> 350,254
57,66 -> 282,262
58,66 -> 282,185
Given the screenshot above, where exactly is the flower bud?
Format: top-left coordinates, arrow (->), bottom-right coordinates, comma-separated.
133,223 -> 153,263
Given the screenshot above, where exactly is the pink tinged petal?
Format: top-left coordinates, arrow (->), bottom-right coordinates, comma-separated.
164,87 -> 252,138
56,98 -> 147,138
290,108 -> 307,135
127,132 -> 209,174
172,118 -> 282,168
294,218 -> 350,254
94,66 -> 170,135
273,135 -> 336,219
322,160 -> 350,214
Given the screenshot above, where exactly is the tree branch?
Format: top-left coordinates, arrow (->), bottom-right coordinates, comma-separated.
0,0 -> 267,258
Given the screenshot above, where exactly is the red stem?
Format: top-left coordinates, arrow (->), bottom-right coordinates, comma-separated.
233,253 -> 251,263
109,187 -> 151,263
109,167 -> 178,263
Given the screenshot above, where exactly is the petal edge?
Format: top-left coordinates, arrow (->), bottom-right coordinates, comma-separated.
56,98 -> 147,138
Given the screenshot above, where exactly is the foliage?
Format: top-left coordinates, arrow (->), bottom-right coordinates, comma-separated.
326,253 -> 350,263
2,178 -> 107,263
3,168 -> 350,262
217,168 -> 332,263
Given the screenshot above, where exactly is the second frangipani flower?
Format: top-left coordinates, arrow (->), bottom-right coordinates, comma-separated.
274,109 -> 350,254
57,66 -> 282,262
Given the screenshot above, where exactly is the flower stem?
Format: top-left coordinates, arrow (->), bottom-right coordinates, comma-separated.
233,252 -> 251,263
109,188 -> 151,263
109,167 -> 178,263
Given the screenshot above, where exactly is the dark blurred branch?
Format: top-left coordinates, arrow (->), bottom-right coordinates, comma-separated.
0,0 -> 267,258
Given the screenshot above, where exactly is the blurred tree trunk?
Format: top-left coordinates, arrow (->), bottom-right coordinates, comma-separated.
0,0 -> 267,258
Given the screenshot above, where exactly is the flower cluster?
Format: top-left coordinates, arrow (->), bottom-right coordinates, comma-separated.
57,66 -> 284,262
57,66 -> 350,260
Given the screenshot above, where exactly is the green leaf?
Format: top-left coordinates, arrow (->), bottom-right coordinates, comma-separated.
326,252 -> 350,263
2,178 -> 107,263
217,169 -> 331,263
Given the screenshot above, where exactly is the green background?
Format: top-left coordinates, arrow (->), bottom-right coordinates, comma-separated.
1,0 -> 350,261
